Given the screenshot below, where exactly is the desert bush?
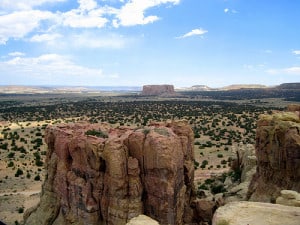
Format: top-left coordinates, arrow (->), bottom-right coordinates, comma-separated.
15,168 -> 23,177
0,143 -> 8,150
18,207 -> 24,213
85,129 -> 108,138
34,174 -> 40,181
143,128 -> 150,135
8,152 -> 15,158
194,160 -> 200,169
217,219 -> 230,225
221,159 -> 227,164
211,183 -> 226,194
154,128 -> 169,136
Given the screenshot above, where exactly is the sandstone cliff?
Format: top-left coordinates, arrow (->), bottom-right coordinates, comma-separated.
24,121 -> 195,225
248,105 -> 300,201
141,85 -> 175,96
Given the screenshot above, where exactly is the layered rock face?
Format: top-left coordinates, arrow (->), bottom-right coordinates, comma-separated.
248,106 -> 300,201
24,121 -> 195,225
141,85 -> 175,96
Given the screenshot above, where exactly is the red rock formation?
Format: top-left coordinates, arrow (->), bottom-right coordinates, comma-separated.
248,105 -> 300,201
24,121 -> 195,225
141,85 -> 175,96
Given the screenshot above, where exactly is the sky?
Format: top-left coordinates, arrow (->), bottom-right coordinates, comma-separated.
0,0 -> 300,88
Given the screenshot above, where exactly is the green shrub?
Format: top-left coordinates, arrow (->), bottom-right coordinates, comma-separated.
194,160 -> 200,169
8,152 -> 15,158
18,207 -> 24,213
85,129 -> 108,138
211,184 -> 226,194
217,219 -> 230,225
15,168 -> 23,177
221,159 -> 227,164
153,128 -> 169,136
217,153 -> 223,158
34,174 -> 40,181
143,129 -> 150,135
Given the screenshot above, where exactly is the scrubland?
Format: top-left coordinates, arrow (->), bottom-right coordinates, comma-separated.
0,91 -> 295,225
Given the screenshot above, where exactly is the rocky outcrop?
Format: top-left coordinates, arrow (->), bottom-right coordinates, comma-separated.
276,190 -> 300,207
24,121 -> 195,225
141,85 -> 175,96
126,215 -> 160,225
212,201 -> 300,225
248,106 -> 300,201
225,143 -> 256,202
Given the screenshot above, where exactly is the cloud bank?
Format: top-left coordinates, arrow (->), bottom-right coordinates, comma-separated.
0,0 -> 181,44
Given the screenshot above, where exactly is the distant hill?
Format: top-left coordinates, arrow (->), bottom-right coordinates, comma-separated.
177,84 -> 268,91
276,83 -> 300,89
0,85 -> 141,94
1,83 -> 299,94
220,84 -> 268,90
176,85 -> 214,91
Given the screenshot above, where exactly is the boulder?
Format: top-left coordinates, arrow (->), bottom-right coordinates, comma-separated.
212,201 -> 300,225
194,199 -> 216,224
276,190 -> 300,207
126,215 -> 160,225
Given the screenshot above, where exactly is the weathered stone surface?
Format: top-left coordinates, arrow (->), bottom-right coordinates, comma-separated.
248,106 -> 300,201
141,85 -> 175,96
194,199 -> 216,224
24,121 -> 195,225
225,143 -> 256,202
212,201 -> 300,225
126,215 -> 160,225
276,190 -> 300,207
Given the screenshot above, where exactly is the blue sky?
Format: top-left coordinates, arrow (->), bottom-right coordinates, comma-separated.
0,0 -> 300,88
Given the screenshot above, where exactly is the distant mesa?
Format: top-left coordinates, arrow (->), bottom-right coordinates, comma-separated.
141,84 -> 175,96
220,84 -> 268,90
277,83 -> 300,90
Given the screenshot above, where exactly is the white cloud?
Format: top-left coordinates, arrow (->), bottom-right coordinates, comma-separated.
263,49 -> 272,54
284,67 -> 300,74
0,10 -> 56,44
224,8 -> 238,14
176,28 -> 208,39
292,50 -> 300,55
0,54 -> 117,85
78,0 -> 98,11
113,0 -> 180,27
70,32 -> 129,49
8,52 -> 25,57
266,67 -> 300,75
62,9 -> 108,28
0,0 -> 181,43
0,0 -> 66,11
30,33 -> 62,43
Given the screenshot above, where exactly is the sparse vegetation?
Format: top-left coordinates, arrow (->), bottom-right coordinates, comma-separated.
217,219 -> 230,225
85,129 -> 108,138
0,90 -> 294,225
